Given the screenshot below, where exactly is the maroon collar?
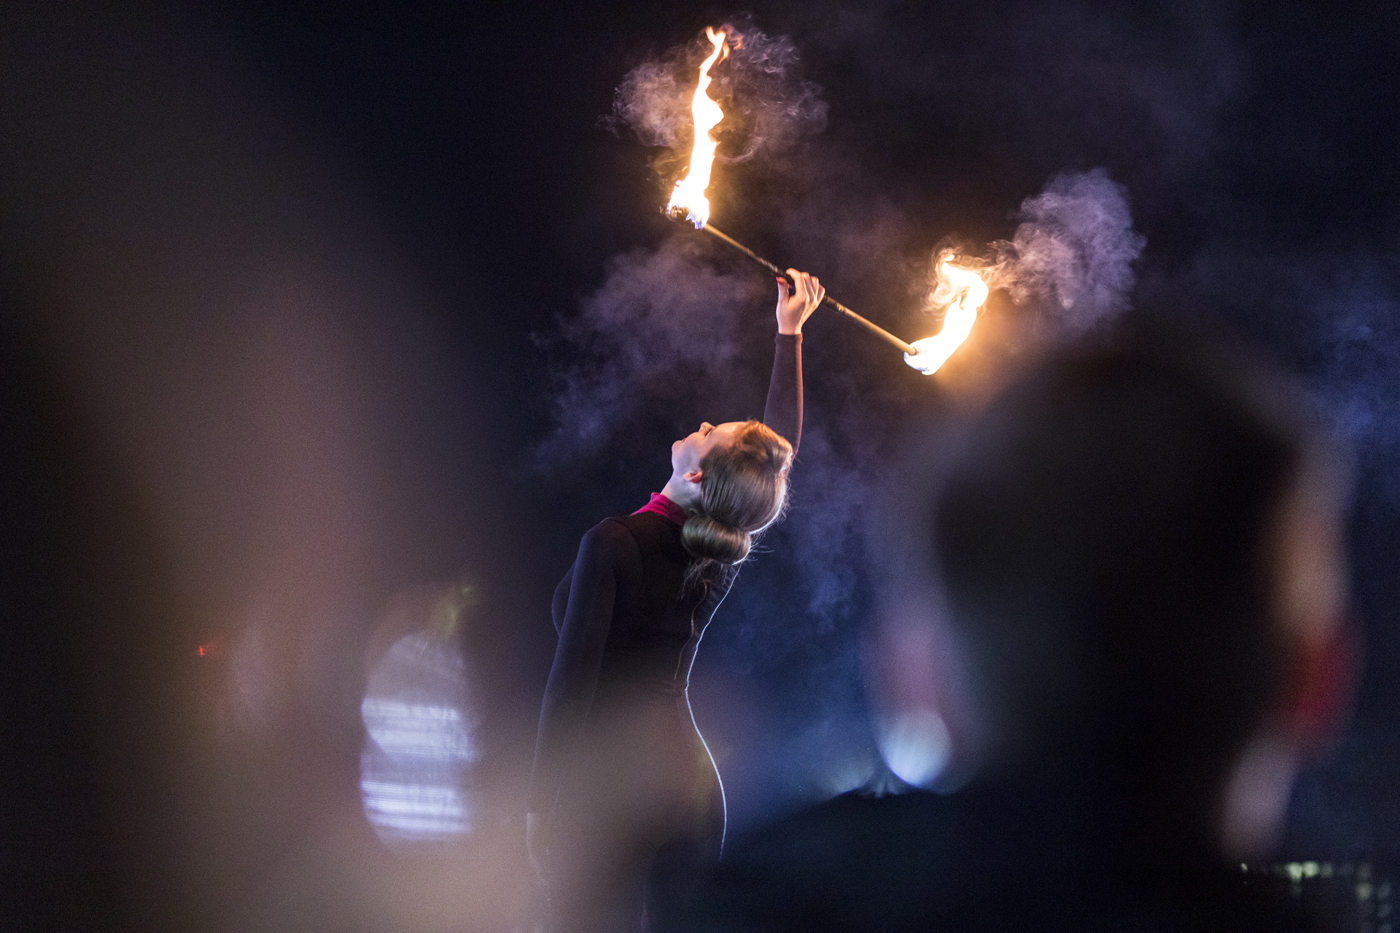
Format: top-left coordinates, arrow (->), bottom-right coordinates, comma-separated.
633,492 -> 687,525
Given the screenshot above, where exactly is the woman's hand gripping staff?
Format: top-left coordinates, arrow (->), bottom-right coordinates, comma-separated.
777,269 -> 825,336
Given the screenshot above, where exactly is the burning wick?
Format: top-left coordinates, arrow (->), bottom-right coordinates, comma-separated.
903,254 -> 990,374
660,24 -> 984,371
660,26 -> 915,356
665,27 -> 729,229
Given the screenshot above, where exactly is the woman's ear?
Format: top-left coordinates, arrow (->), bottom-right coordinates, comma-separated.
683,468 -> 704,485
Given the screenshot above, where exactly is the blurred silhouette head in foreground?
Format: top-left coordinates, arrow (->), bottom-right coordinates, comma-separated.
921,325 -> 1354,858
678,329 -> 1360,933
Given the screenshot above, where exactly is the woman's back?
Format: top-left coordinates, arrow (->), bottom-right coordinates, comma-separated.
549,512 -> 727,706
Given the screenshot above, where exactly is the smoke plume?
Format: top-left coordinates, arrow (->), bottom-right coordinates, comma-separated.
965,168 -> 1145,333
608,22 -> 828,178
534,237 -> 762,464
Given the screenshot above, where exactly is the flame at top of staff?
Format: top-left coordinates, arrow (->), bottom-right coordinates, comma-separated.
666,28 -> 730,229
904,254 -> 990,375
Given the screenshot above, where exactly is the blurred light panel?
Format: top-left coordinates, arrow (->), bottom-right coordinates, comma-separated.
360,631 -> 477,846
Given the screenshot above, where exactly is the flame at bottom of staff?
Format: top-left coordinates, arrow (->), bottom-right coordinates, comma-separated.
904,256 -> 990,375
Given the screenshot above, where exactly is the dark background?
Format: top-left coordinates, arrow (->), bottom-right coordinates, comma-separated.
1,2 -> 1397,929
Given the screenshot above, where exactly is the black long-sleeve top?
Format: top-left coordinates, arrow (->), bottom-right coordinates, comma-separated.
528,334 -> 803,814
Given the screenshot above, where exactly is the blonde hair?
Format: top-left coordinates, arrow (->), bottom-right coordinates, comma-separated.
681,421 -> 794,587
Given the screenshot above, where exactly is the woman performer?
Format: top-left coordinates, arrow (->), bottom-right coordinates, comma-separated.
527,269 -> 825,933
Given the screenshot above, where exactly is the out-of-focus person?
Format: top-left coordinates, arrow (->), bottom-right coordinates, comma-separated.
677,327 -> 1357,933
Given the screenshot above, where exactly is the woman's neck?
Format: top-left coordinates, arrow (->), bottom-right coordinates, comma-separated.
659,473 -> 700,512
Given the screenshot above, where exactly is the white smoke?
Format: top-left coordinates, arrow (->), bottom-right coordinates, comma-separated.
611,59 -> 691,149
940,168 -> 1145,333
534,237 -> 762,464
607,22 -> 828,172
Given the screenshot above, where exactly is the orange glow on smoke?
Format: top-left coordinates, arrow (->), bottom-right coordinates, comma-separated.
666,28 -> 730,229
904,255 -> 990,374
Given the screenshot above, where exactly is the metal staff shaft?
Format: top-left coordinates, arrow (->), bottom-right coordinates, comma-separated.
700,223 -> 917,356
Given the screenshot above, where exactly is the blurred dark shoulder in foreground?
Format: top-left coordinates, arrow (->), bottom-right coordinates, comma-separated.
672,324 -> 1362,932
680,779 -> 1365,933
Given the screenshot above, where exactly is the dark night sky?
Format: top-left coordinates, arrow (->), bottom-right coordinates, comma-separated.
1,2 -> 1398,929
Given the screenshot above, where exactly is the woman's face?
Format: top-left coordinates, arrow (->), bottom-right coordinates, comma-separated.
671,421 -> 743,477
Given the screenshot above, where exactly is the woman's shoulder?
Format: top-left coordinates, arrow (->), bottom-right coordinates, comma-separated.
610,510 -> 686,548
577,516 -> 647,563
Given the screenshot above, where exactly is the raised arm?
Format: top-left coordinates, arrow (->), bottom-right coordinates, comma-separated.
763,269 -> 823,454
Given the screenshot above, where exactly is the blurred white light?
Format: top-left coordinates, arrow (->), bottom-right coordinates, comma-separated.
360,631 -> 477,847
822,756 -> 879,798
360,780 -> 469,836
877,709 -> 951,787
362,700 -> 474,759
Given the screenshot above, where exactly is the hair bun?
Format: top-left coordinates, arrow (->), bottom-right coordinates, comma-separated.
681,513 -> 752,565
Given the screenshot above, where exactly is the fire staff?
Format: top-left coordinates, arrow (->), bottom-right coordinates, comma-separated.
527,270 -> 825,933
